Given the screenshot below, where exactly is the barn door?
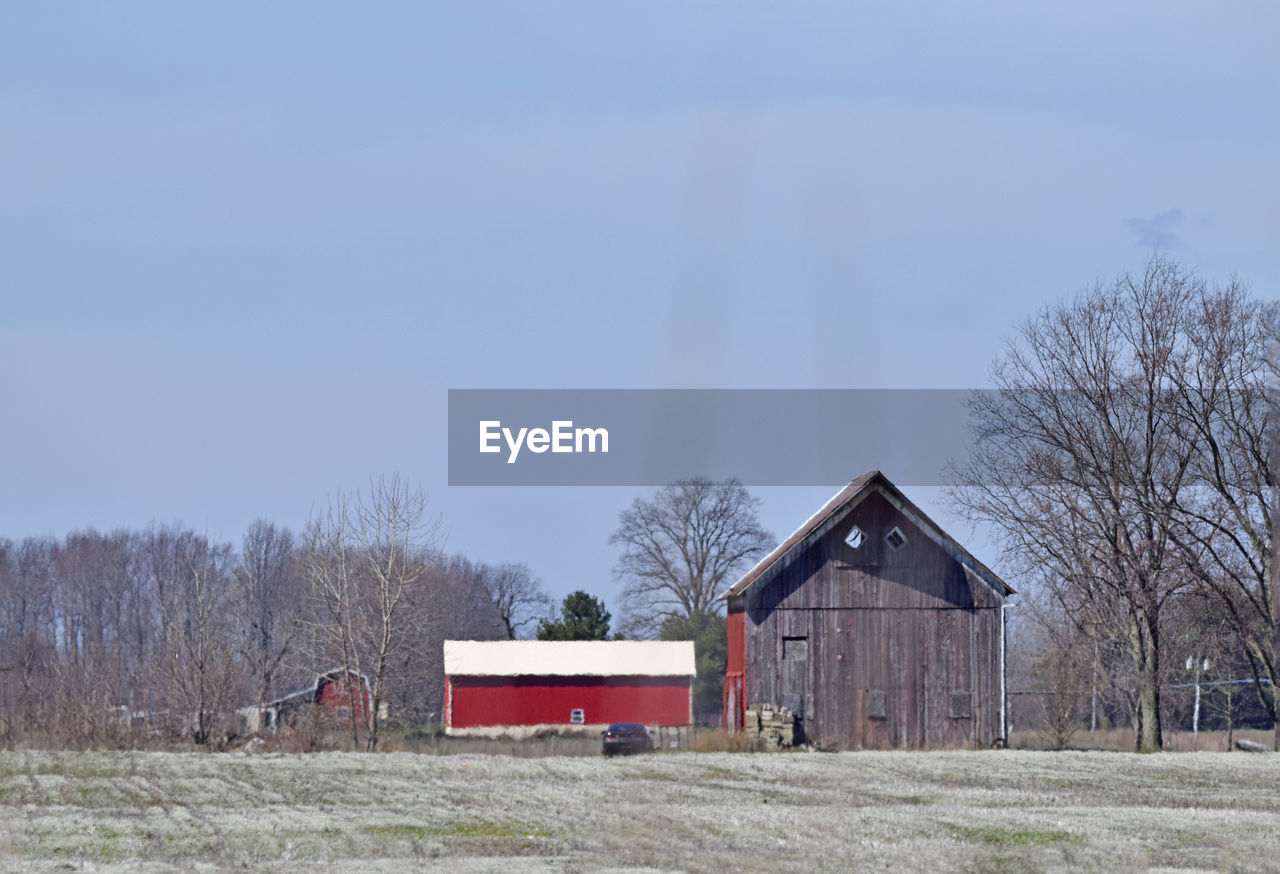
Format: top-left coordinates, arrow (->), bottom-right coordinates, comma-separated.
781,636 -> 808,744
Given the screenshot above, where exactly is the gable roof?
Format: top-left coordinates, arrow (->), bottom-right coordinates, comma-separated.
265,667 -> 370,710
718,470 -> 1014,602
443,640 -> 696,678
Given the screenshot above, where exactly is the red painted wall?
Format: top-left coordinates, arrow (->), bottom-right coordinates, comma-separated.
447,675 -> 692,728
723,610 -> 747,730
726,611 -> 745,674
317,675 -> 371,723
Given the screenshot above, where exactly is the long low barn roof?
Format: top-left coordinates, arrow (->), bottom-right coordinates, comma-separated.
444,640 -> 696,677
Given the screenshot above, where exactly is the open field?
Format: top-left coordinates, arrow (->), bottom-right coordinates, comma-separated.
2,749 -> 1279,873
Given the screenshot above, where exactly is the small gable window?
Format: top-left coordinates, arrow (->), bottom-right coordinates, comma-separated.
844,525 -> 866,550
884,526 -> 907,551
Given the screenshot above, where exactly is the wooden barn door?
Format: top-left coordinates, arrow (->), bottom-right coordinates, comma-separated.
781,635 -> 808,744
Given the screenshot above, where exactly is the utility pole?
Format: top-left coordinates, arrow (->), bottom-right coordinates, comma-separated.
1186,656 -> 1210,749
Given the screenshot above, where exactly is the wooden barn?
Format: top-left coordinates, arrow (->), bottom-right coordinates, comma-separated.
720,471 -> 1013,750
443,640 -> 695,735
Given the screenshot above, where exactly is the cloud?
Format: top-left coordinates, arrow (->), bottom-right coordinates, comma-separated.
1125,208 -> 1185,248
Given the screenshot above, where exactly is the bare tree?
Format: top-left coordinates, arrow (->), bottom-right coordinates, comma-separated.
1271,309 -> 1280,752
235,520 -> 301,709
51,529 -> 146,746
1171,607 -> 1257,750
148,527 -> 239,746
303,492 -> 365,750
481,562 -> 552,639
396,558 -> 506,725
6,538 -> 58,740
1033,629 -> 1090,750
1161,285 -> 1277,740
437,556 -> 548,640
0,537 -> 57,743
304,475 -> 441,751
352,474 -> 440,751
952,257 -> 1210,752
610,477 -> 773,635
1010,573 -> 1133,740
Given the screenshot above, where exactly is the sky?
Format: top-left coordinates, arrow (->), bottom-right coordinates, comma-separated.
2,3 -> 1277,622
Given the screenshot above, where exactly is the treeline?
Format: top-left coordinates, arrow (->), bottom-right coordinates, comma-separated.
1008,587 -> 1274,747
0,477 -> 550,749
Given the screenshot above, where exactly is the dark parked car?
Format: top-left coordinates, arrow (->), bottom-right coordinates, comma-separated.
601,723 -> 654,756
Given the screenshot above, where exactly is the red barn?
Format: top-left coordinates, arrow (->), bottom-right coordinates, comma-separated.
242,668 -> 373,733
312,668 -> 372,725
443,640 -> 695,734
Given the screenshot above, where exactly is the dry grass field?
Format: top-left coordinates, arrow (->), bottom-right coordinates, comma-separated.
1008,728 -> 1278,753
2,748 -> 1279,873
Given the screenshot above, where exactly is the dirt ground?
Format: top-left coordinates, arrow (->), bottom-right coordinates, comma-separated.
2,747 -> 1278,873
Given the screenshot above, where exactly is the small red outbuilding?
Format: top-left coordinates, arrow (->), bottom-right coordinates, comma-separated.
240,667 -> 373,734
443,640 -> 696,734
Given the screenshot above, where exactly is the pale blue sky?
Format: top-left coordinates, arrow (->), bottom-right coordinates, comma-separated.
2,3 -> 1277,615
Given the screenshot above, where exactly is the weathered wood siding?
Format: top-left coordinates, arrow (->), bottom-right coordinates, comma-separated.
740,491 -> 1004,750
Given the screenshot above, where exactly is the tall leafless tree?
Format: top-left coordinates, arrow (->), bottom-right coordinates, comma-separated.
352,474 -> 440,751
395,558 -> 507,724
236,520 -> 300,709
1266,301 -> 1280,751
303,492 -> 365,750
51,529 -> 144,745
148,527 -> 239,746
478,561 -> 552,640
952,257 -> 1211,752
304,475 -> 441,751
1165,282 -> 1276,732
610,477 -> 773,635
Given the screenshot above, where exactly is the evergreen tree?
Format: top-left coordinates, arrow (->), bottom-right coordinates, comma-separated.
536,591 -> 614,640
659,610 -> 727,722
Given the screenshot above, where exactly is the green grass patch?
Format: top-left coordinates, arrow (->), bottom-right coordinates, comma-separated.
953,825 -> 1081,847
85,826 -> 126,863
359,819 -> 553,856
364,823 -> 432,840
430,820 -> 551,840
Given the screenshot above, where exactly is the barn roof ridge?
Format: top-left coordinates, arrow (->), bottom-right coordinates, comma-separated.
717,470 -> 1013,602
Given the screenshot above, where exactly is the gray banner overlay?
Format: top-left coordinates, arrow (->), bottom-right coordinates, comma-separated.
448,390 -> 975,486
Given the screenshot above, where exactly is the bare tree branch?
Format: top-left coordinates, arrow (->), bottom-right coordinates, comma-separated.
610,478 -> 773,636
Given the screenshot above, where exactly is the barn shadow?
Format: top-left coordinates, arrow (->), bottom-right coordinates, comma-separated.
747,539 -> 975,625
